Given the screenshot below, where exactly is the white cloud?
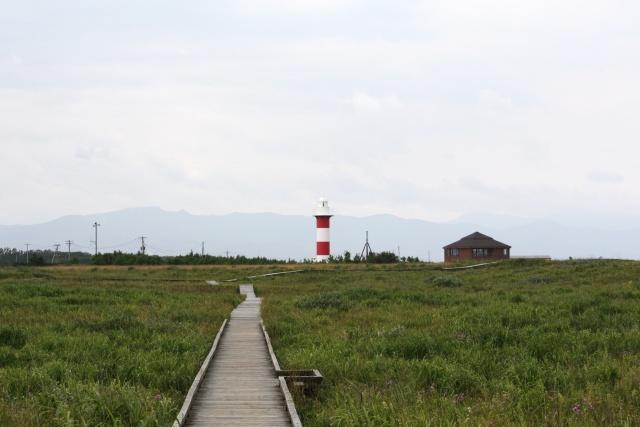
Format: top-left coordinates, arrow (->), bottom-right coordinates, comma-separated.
587,171 -> 624,184
1,0 -> 639,226
477,89 -> 514,111
351,91 -> 404,115
234,0 -> 364,15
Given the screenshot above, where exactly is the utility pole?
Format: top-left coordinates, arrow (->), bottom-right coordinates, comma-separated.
139,236 -> 146,255
66,240 -> 73,261
52,244 -> 60,264
92,222 -> 100,255
201,242 -> 204,256
25,243 -> 30,264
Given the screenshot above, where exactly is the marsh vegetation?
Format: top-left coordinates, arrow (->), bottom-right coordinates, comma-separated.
260,259 -> 640,426
2,260 -> 640,426
0,266 -> 243,426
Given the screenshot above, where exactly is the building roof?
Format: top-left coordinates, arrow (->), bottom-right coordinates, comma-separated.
443,232 -> 511,249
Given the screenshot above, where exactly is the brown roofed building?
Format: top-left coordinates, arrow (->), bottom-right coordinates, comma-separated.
443,232 -> 511,262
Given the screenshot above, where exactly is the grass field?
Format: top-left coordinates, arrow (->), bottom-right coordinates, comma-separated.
0,266 -> 246,426
259,259 -> 640,426
2,260 -> 640,426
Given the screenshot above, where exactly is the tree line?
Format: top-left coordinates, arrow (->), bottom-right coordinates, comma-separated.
0,248 -> 421,266
327,250 -> 420,264
0,248 -> 92,267
91,251 -> 292,265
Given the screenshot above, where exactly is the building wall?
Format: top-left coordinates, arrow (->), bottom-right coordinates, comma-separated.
444,247 -> 510,262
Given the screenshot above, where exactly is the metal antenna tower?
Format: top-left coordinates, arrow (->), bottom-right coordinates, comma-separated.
139,236 -> 146,255
92,222 -> 100,255
52,244 -> 60,264
360,231 -> 373,259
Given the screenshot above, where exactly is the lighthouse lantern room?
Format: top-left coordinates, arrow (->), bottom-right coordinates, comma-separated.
314,197 -> 334,262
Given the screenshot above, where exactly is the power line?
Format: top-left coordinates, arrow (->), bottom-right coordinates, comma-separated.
73,243 -> 94,250
99,239 -> 139,250
21,244 -> 51,249
145,244 -> 177,255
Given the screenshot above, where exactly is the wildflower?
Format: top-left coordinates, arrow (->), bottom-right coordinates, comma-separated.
430,383 -> 436,391
572,403 -> 582,415
385,380 -> 393,387
154,395 -> 162,400
583,398 -> 595,411
455,392 -> 465,403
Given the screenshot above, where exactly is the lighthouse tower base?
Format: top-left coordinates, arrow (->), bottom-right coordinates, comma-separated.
314,197 -> 334,262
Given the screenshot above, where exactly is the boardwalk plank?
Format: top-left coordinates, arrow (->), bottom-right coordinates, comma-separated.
183,285 -> 291,427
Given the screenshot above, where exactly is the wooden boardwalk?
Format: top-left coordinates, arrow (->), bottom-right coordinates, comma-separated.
183,285 -> 292,426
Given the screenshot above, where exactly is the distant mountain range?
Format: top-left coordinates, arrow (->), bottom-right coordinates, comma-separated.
1,207 -> 638,262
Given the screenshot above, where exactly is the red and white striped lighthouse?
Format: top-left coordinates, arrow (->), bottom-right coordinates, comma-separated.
314,197 -> 334,262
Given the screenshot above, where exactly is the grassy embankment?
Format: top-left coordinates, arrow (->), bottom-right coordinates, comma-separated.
260,259 -> 640,426
0,265 -> 250,426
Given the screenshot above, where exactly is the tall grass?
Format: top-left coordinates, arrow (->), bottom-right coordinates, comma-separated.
0,266 -> 243,426
5,261 -> 640,425
260,259 -> 640,426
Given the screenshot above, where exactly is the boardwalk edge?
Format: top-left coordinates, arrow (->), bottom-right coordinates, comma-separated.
279,377 -> 304,427
261,319 -> 282,372
261,320 -> 304,427
172,318 -> 228,427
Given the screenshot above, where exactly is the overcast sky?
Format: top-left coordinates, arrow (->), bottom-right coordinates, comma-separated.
2,1 -> 639,226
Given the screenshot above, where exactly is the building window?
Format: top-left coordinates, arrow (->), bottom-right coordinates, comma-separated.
503,248 -> 509,256
473,248 -> 489,257
449,248 -> 459,256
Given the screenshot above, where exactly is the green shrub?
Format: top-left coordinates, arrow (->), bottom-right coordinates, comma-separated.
295,292 -> 353,311
430,276 -> 465,287
0,348 -> 17,367
0,326 -> 27,349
